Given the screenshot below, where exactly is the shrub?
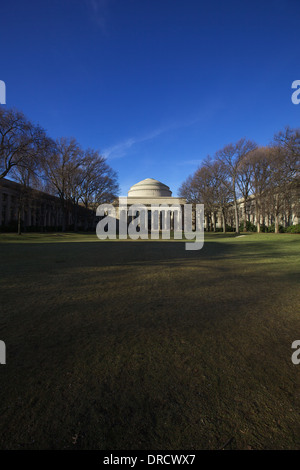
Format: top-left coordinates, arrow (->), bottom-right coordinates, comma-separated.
267,224 -> 286,233
259,224 -> 269,233
267,224 -> 275,232
286,224 -> 300,233
239,221 -> 257,232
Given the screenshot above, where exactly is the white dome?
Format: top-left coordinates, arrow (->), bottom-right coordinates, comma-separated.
128,178 -> 172,197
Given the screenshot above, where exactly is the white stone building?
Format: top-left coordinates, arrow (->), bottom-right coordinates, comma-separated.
114,178 -> 187,231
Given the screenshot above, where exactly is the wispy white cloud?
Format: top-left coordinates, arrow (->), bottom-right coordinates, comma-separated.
86,0 -> 110,34
103,98 -> 225,161
103,128 -> 167,160
103,116 -> 201,160
103,137 -> 138,160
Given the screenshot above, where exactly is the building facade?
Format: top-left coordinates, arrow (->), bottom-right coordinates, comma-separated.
1,176 -> 298,232
0,178 -> 92,231
114,178 -> 187,231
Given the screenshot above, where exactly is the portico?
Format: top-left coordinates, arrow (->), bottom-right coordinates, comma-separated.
115,178 -> 186,231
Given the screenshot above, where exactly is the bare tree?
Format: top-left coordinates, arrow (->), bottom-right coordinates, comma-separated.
273,126 -> 300,176
208,160 -> 231,232
10,162 -> 42,235
179,164 -> 218,231
79,149 -> 119,230
179,131 -> 299,234
236,153 -> 255,231
0,107 -> 51,180
247,147 -> 271,233
42,137 -> 84,231
268,127 -> 300,233
178,174 -> 201,204
42,142 -> 119,231
214,139 -> 257,233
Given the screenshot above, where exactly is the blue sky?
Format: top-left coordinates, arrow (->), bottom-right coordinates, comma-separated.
1,0 -> 300,195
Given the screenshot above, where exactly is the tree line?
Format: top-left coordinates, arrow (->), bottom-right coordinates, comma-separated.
179,128 -> 300,234
0,107 -> 119,233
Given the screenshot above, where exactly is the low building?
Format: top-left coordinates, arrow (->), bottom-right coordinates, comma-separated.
1,175 -> 298,233
0,178 -> 92,231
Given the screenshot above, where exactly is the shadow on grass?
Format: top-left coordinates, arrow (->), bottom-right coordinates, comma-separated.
1,238 -> 299,278
0,237 -> 299,449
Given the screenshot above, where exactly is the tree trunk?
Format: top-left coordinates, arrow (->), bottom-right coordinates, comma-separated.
222,211 -> 226,233
205,214 -> 209,232
73,201 -> 78,232
255,199 -> 260,233
213,212 -> 216,232
275,214 -> 279,234
243,200 -> 247,232
274,194 -> 280,233
17,207 -> 22,235
234,199 -> 239,234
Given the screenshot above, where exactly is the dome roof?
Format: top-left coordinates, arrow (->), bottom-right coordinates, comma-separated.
128,178 -> 172,197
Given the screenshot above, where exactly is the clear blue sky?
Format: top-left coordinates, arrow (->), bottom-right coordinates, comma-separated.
1,0 -> 300,195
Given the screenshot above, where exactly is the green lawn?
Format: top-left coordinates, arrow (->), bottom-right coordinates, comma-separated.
0,232 -> 299,449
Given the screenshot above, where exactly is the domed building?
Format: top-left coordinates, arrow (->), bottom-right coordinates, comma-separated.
128,178 -> 172,198
116,178 -> 187,230
126,178 -> 185,206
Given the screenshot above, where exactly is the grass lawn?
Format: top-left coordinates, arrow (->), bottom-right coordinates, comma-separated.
0,232 -> 299,450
